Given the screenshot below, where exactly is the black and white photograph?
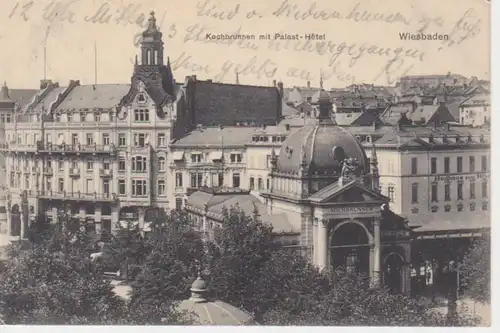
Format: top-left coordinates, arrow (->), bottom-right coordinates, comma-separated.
0,0 -> 494,328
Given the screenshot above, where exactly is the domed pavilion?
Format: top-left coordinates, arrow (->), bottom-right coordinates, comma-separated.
177,276 -> 255,325
261,85 -> 413,293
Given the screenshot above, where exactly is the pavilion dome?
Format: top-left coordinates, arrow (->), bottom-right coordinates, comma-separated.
177,277 -> 255,325
276,124 -> 369,176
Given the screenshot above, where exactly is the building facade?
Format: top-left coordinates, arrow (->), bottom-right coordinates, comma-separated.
459,93 -> 490,127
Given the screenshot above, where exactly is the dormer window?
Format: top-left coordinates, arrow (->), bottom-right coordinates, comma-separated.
138,93 -> 146,104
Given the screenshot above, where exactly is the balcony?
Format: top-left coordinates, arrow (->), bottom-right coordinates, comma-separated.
43,167 -> 53,176
36,142 -> 117,155
36,190 -> 118,202
69,168 -> 80,177
99,169 -> 113,178
0,143 -> 38,153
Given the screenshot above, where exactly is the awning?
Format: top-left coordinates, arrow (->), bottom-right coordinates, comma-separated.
210,151 -> 223,161
172,151 -> 184,161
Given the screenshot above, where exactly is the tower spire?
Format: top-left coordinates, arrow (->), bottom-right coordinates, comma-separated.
319,69 -> 324,89
236,72 -> 239,84
43,45 -> 47,80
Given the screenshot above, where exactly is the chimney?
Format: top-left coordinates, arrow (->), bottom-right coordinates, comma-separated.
206,79 -> 212,83
277,81 -> 284,97
285,124 -> 290,131
40,79 -> 53,89
192,75 -> 197,81
307,81 -> 311,88
272,80 -> 276,87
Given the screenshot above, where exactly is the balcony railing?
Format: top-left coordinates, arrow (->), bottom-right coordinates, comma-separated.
36,142 -> 117,155
99,169 -> 113,177
0,143 -> 38,153
43,167 -> 53,175
37,190 -> 117,202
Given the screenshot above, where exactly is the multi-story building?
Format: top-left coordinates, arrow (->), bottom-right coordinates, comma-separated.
459,93 -> 490,126
0,12 -> 284,241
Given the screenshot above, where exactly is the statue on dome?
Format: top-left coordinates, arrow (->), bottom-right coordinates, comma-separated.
340,157 -> 361,178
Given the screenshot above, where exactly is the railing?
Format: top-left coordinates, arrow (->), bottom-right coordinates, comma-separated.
43,167 -> 53,175
0,143 -> 38,152
37,190 -> 117,201
99,169 -> 113,177
37,142 -> 117,154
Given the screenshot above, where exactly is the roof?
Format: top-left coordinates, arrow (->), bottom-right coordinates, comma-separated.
172,127 -> 257,147
191,80 -> 281,126
410,212 -> 490,232
178,299 -> 254,325
276,124 -> 369,176
25,86 -> 66,113
55,84 -> 130,111
186,188 -> 298,234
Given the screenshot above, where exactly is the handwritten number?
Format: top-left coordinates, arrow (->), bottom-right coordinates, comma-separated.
8,1 -> 33,21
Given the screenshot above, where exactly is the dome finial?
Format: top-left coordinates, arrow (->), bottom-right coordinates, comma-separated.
190,276 -> 208,303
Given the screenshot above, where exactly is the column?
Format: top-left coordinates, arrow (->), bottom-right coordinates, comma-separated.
52,207 -> 58,224
402,243 -> 412,294
317,219 -> 328,271
20,210 -> 26,239
372,217 -> 381,286
111,205 -> 119,234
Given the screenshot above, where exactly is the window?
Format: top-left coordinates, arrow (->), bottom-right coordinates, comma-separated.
103,161 -> 110,170
138,93 -> 146,103
175,198 -> 183,211
103,179 -> 110,194
457,157 -> 463,173
411,157 -> 418,175
469,181 -> 476,199
158,157 -> 165,171
481,156 -> 487,172
387,186 -> 395,202
218,173 -> 224,187
175,172 -> 183,187
230,153 -> 242,163
266,155 -> 273,168
58,178 -> 64,192
266,178 -> 270,189
102,133 -> 110,146
431,183 -> 438,202
457,182 -> 463,200
118,133 -> 127,147
444,157 -> 450,174
232,173 -> 240,188
118,157 -> 126,171
132,179 -> 147,196
134,109 -> 150,122
133,133 -> 147,147
132,156 -> 147,172
258,177 -> 263,190
249,177 -> 255,190
94,113 -> 101,122
444,183 -> 450,201
482,181 -> 488,198
190,173 -> 203,188
71,134 -> 79,145
411,183 -> 418,203
482,202 -> 488,211
469,156 -> 475,172
46,178 -> 52,191
430,158 -> 437,174
157,133 -> 166,147
58,158 -> 64,170
157,179 -> 165,196
190,154 -> 202,163
86,133 -> 94,145
118,179 -> 126,195
86,160 -> 93,171
470,203 -> 476,212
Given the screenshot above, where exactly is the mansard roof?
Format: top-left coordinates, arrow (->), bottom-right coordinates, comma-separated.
189,79 -> 281,127
55,84 -> 130,111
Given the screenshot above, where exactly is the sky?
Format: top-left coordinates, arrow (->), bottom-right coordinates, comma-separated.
0,0 -> 490,89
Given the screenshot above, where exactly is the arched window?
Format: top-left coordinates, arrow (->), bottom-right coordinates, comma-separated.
158,156 -> 165,171
132,156 -> 147,172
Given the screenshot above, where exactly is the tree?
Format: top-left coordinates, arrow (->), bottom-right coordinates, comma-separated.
100,220 -> 149,280
460,236 -> 490,304
207,205 -> 275,317
0,226 -> 127,324
127,210 -> 203,324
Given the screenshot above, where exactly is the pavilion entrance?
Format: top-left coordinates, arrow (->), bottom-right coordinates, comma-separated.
329,222 -> 371,276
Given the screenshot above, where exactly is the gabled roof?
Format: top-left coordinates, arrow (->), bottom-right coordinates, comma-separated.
308,180 -> 389,204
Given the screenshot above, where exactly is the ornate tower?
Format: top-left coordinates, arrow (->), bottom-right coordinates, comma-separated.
140,11 -> 164,66
370,143 -> 380,193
